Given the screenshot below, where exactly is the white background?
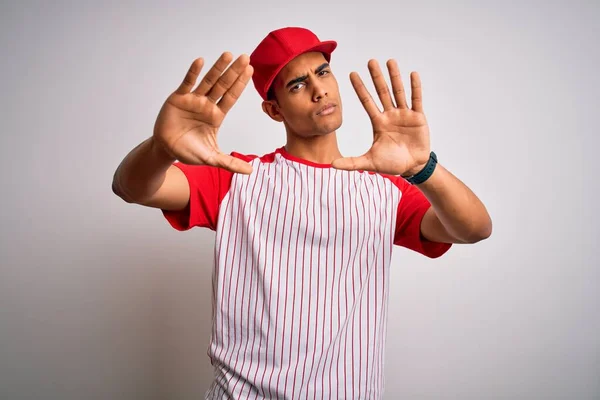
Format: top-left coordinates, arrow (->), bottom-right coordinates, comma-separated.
1,1 -> 598,399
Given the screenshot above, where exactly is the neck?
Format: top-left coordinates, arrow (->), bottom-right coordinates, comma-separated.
284,131 -> 343,164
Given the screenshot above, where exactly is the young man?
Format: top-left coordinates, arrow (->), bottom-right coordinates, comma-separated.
113,27 -> 491,399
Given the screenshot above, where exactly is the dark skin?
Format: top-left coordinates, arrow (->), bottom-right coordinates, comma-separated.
262,52 -> 492,243
113,51 -> 491,243
152,52 -> 255,174
262,52 -> 344,164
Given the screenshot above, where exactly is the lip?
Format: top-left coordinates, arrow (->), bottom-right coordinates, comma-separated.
316,103 -> 336,115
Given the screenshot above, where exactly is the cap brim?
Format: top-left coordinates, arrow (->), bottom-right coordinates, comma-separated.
263,40 -> 338,99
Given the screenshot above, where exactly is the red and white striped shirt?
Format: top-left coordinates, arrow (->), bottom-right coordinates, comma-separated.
163,146 -> 451,399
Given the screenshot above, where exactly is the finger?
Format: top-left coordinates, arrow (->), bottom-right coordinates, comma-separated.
350,72 -> 380,120
387,59 -> 408,109
331,155 -> 374,172
192,52 -> 234,96
410,71 -> 424,112
206,54 -> 250,103
176,58 -> 204,94
368,59 -> 395,111
217,64 -> 254,114
211,153 -> 254,175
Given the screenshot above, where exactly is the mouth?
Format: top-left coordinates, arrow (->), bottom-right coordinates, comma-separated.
316,103 -> 336,116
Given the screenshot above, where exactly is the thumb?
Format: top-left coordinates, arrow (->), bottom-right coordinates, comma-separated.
213,153 -> 254,175
331,155 -> 373,172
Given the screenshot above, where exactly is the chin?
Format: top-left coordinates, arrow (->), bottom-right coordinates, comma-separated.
320,117 -> 342,134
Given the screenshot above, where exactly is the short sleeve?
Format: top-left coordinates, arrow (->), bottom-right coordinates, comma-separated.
393,177 -> 452,258
161,162 -> 234,231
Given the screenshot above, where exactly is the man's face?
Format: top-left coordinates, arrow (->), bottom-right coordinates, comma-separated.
264,52 -> 343,137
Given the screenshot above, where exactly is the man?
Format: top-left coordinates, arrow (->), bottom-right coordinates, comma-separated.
112,26 -> 491,399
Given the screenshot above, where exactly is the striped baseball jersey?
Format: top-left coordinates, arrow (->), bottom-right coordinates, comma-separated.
162,146 -> 451,399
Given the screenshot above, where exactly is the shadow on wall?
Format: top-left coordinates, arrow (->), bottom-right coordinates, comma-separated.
151,228 -> 216,399
0,221 -> 216,400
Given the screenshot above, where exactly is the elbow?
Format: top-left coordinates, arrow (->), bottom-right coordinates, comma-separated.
468,227 -> 492,243
112,175 -> 155,206
112,182 -> 127,202
112,175 -> 135,204
463,219 -> 493,243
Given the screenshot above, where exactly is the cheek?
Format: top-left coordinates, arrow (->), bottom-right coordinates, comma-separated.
282,100 -> 314,123
331,81 -> 341,97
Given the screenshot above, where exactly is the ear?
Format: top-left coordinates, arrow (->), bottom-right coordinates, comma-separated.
262,100 -> 284,122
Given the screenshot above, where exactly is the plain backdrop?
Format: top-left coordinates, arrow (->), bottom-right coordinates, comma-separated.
1,1 -> 598,399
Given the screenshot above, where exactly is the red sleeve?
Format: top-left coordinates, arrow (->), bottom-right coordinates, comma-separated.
393,177 -> 452,258
161,162 -> 234,231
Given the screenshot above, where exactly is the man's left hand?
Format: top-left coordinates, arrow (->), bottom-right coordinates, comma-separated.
332,59 -> 431,176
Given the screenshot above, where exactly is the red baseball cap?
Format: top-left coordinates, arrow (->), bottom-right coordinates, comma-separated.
250,27 -> 337,101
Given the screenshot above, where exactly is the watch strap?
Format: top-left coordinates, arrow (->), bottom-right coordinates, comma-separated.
403,151 -> 437,185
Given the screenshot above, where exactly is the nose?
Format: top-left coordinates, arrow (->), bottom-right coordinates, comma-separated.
312,80 -> 328,102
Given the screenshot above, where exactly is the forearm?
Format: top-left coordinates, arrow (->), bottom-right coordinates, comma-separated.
112,137 -> 176,203
416,164 -> 492,243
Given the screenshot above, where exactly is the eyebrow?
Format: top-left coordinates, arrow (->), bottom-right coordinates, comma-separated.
285,62 -> 330,89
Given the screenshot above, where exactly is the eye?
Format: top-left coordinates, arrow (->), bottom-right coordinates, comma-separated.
290,82 -> 305,92
318,70 -> 330,76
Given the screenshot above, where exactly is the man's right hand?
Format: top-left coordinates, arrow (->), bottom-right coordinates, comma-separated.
153,52 -> 255,174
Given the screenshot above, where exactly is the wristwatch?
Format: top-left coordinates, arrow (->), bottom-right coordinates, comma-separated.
402,152 -> 438,185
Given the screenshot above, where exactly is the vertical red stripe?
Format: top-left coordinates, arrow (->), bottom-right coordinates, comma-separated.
350,174 -> 364,400
343,170 -> 352,400
222,172 -> 253,370
309,167 -> 332,399
227,172 -> 258,386
230,163 -> 270,395
368,176 -> 383,392
332,169 -> 343,399
259,157 -> 286,397
352,174 -> 365,397
282,164 -> 300,397
282,160 -> 306,398
248,162 -> 278,396
216,169 -> 254,395
370,177 -> 382,392
298,166 -> 318,398
357,177 -> 368,398
320,168 -> 336,399
214,174 -> 238,361
324,168 -> 332,397
289,164 -> 310,399
227,169 -> 260,390
333,168 -> 346,398
378,181 -> 385,394
211,172 -> 244,396
303,168 -> 325,399
315,167 -> 333,398
273,160 -> 295,395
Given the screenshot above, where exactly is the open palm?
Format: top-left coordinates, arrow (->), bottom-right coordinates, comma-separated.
332,59 -> 431,176
153,52 -> 254,174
